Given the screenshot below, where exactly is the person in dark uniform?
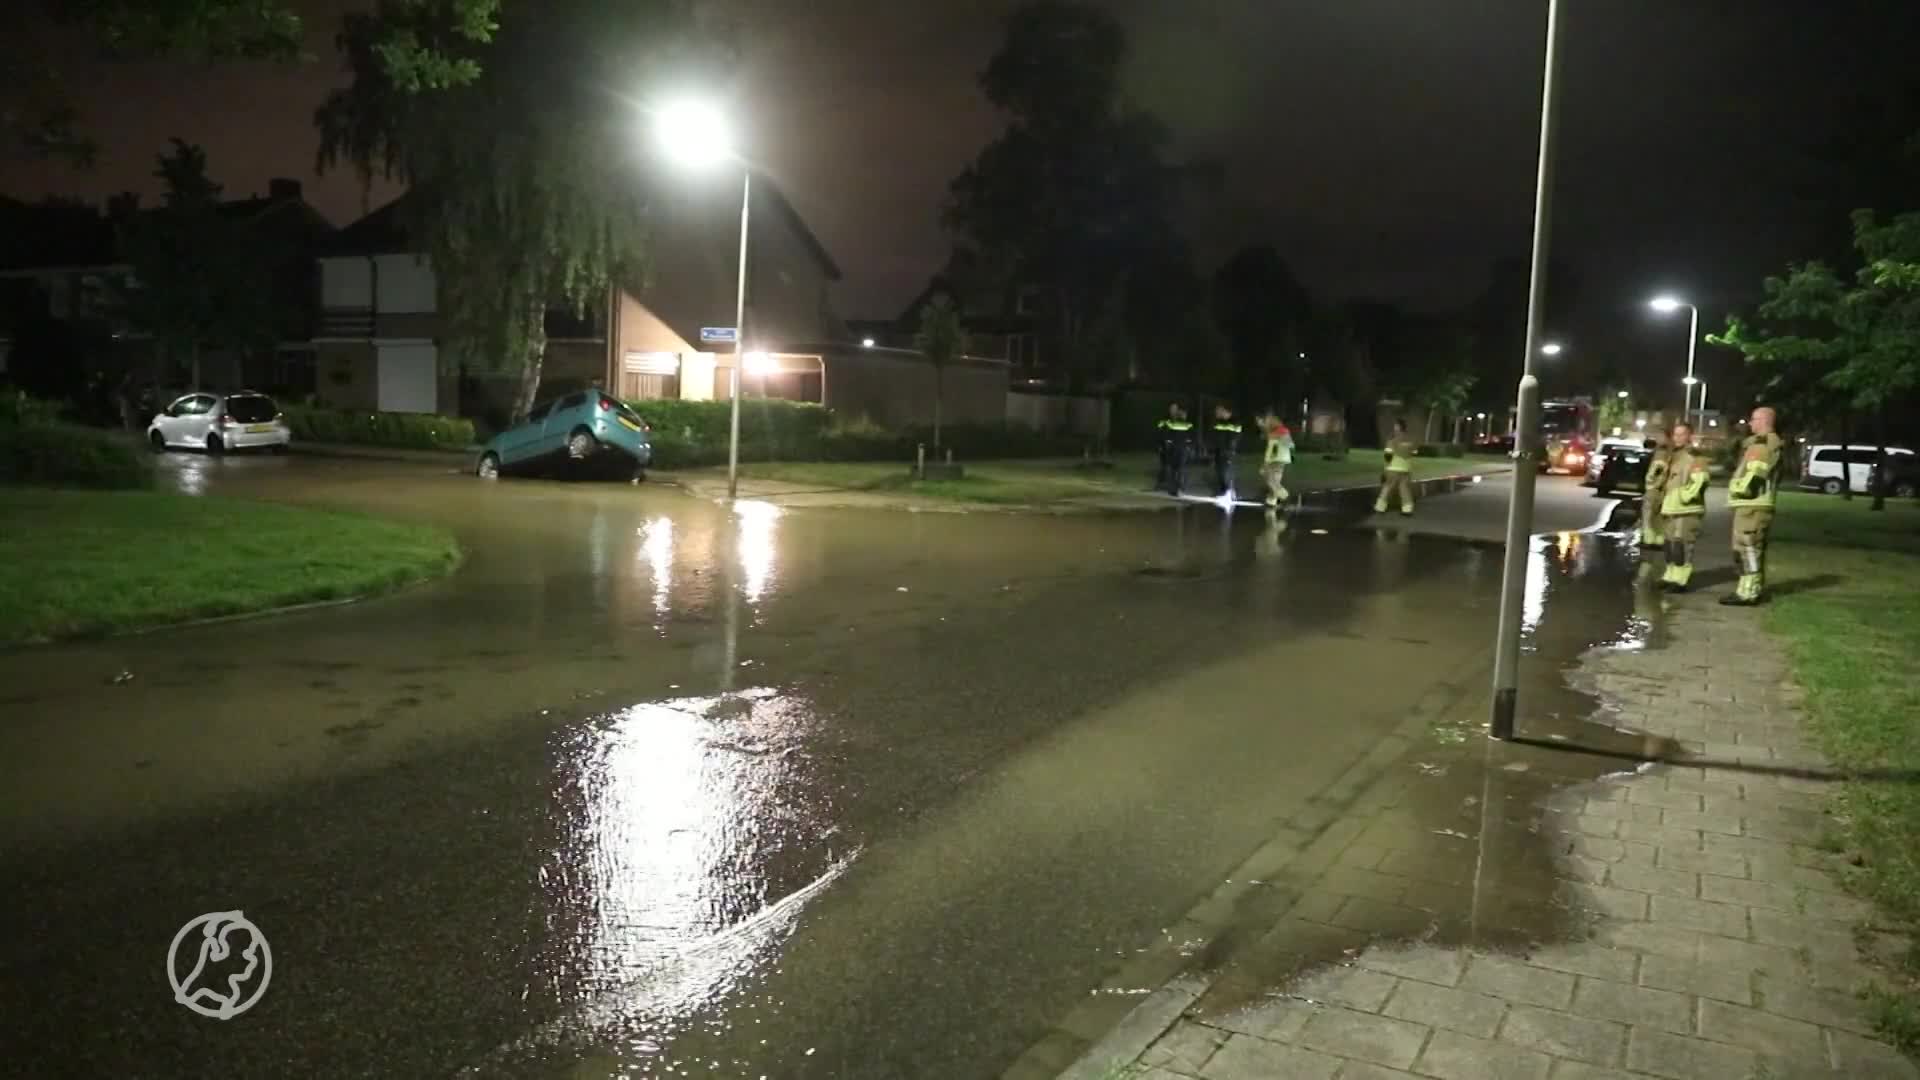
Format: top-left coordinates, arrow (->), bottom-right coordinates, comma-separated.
1209,403 -> 1243,499
1154,403 -> 1194,495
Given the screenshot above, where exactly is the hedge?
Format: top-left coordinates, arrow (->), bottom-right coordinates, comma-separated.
284,406 -> 477,451
0,420 -> 152,490
622,398 -> 1087,469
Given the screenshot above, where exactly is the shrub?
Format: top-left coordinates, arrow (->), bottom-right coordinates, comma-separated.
1419,443 -> 1467,458
284,406 -> 476,450
0,421 -> 152,489
0,390 -> 66,427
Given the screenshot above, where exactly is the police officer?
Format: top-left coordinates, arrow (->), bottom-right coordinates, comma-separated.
1209,402 -> 1243,499
1657,423 -> 1711,591
1721,405 -> 1783,606
1375,419 -> 1417,515
1155,402 -> 1193,495
1638,431 -> 1671,550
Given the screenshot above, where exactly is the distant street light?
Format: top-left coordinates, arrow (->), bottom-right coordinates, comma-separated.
1616,389 -> 1630,399
656,98 -> 750,499
861,337 -> 875,348
744,350 -> 773,376
1650,295 -> 1701,431
1540,342 -> 1564,356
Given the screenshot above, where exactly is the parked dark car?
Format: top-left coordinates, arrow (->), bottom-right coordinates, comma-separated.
1592,442 -> 1652,498
1876,454 -> 1920,499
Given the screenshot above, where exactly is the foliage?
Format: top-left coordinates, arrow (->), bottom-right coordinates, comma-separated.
1712,209 -> 1920,508
0,488 -> 459,645
622,398 -> 1082,467
117,139 -> 283,387
283,406 -> 476,450
0,418 -> 152,489
316,0 -> 703,417
942,0 -> 1185,392
913,294 -> 969,450
10,1 -> 498,162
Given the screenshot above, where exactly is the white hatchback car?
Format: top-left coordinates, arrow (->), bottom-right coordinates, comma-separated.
147,391 -> 291,454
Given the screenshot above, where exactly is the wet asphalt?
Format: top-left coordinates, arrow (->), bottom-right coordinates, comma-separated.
0,455 -> 1641,1078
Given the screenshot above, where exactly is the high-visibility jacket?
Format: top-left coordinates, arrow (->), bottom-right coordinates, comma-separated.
1643,445 -> 1673,499
1264,424 -> 1294,465
1384,436 -> 1418,474
1155,418 -> 1194,442
1211,419 -> 1243,454
1661,446 -> 1711,517
1727,432 -> 1785,509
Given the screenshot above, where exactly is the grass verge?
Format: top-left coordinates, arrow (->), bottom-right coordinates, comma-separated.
728,452 -> 1501,506
1763,491 -> 1920,1052
0,488 -> 461,646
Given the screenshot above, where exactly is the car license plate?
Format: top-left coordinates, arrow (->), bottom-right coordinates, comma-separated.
246,424 -> 274,433
617,416 -> 642,432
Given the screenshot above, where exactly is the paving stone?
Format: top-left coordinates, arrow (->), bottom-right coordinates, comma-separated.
1498,1004 -> 1627,1067
1321,866 -> 1413,904
1626,786 -> 1704,812
1749,906 -> 1856,953
1413,1029 -> 1551,1080
1459,954 -> 1578,1010
1606,863 -> 1699,899
1636,952 -> 1753,1006
1659,809 -> 1745,836
1329,1063 -> 1423,1080
1295,1006 -> 1429,1069
1827,1029 -> 1920,1079
1566,883 -> 1649,921
1381,978 -> 1506,1038
1652,847 -> 1748,878
1616,821 -> 1706,850
1288,964 -> 1400,1012
1571,977 -> 1693,1035
1141,1020 -> 1229,1074
1544,1062 -> 1640,1080
1525,942 -> 1640,984
1291,889 -> 1352,924
1694,998 -> 1827,1067
1697,873 -> 1801,913
1206,996 -> 1318,1041
1356,945 -> 1464,987
1625,1025 -> 1758,1079
1647,894 -> 1749,938
1559,853 -> 1609,885
1201,1033 -> 1342,1080
1755,975 -> 1878,1035
1594,920 -> 1706,958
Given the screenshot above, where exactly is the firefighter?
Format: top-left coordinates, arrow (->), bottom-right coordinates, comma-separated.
1209,403 -> 1243,499
1657,423 -> 1711,591
1260,409 -> 1295,508
1638,430 -> 1672,550
1375,420 -> 1417,515
1154,403 -> 1193,495
1721,406 -> 1784,606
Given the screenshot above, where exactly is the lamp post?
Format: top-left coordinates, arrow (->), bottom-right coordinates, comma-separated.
1490,0 -> 1564,741
656,99 -> 751,499
1650,296 -> 1699,430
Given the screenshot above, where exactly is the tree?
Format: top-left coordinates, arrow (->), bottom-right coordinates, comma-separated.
316,0 -> 703,417
942,0 -> 1185,393
118,139 -> 281,390
8,1 -> 498,162
1713,209 -> 1920,510
913,294 -> 970,454
1212,246 -> 1313,415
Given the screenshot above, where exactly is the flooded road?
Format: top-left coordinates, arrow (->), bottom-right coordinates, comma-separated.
0,456 -> 1637,1077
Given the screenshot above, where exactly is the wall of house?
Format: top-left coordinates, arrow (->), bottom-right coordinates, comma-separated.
316,342 -> 378,410
1007,391 -> 1110,438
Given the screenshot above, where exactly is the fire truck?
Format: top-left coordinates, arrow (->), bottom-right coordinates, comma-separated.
1538,397 -> 1596,475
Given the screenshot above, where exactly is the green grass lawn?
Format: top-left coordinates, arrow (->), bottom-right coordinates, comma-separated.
1763,491 -> 1920,1051
732,451 -> 1501,506
0,488 -> 461,646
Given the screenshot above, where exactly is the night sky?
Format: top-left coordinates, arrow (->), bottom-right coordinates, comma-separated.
6,0 -> 1917,402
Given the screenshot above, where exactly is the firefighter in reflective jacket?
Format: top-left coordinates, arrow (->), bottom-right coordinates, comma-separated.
1657,423 -> 1711,591
1260,411 -> 1295,508
1721,406 -> 1784,606
1155,403 -> 1194,495
1209,403 -> 1243,498
1375,420 -> 1417,515
1638,433 -> 1672,549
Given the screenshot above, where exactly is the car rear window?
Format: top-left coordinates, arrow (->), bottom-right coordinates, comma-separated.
609,399 -> 646,426
560,392 -> 586,410
225,396 -> 277,422
527,402 -> 553,421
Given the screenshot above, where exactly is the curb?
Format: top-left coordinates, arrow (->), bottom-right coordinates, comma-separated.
998,659 -> 1493,1080
288,442 -> 478,466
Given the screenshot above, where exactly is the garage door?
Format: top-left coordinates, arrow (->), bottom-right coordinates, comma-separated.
376,343 -> 438,413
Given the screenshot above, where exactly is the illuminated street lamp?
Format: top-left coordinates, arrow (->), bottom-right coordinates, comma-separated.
1650,295 -> 1700,430
1616,389 -> 1629,399
656,99 -> 751,499
1540,342 -> 1564,357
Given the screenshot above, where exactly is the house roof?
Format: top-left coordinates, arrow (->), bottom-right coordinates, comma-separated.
757,178 -> 841,282
321,197 -> 413,257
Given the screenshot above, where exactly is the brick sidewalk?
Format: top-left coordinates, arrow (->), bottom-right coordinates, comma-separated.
1038,590 -> 1915,1080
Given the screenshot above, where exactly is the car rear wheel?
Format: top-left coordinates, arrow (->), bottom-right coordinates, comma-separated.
205,434 -> 224,455
477,452 -> 500,480
1821,477 -> 1844,495
148,430 -> 166,452
567,429 -> 596,460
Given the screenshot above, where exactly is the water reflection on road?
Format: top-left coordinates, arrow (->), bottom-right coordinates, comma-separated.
0,456 -> 1650,1079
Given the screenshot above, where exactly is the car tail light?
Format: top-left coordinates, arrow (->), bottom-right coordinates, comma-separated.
218,413 -> 236,427
599,395 -> 616,412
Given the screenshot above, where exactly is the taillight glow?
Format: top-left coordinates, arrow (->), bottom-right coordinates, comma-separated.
598,395 -> 616,412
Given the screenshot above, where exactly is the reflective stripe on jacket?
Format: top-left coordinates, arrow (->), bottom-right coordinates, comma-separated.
1661,447 -> 1711,516
1384,436 -> 1417,473
1726,433 -> 1783,509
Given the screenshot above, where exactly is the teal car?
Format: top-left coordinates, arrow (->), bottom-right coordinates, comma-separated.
476,390 -> 653,480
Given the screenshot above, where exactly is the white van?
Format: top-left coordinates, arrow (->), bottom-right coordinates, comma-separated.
1800,444 -> 1915,494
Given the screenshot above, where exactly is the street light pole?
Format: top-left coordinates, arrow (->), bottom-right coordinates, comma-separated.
1491,0 -> 1562,741
1683,304 -> 1699,430
727,169 -> 751,500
